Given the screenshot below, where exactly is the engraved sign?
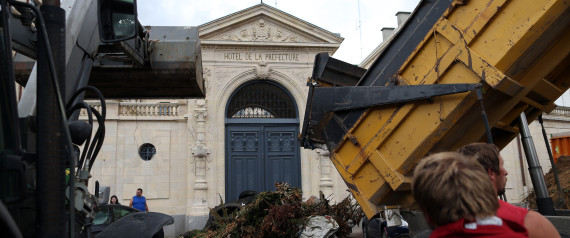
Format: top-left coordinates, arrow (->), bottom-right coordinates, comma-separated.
222,52 -> 300,62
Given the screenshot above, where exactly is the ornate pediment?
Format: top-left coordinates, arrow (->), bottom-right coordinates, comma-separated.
199,4 -> 343,46
207,17 -> 318,43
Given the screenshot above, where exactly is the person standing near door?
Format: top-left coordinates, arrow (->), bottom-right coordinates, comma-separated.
129,188 -> 148,212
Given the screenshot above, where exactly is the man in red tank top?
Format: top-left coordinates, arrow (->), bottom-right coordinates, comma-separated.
429,217 -> 526,238
458,143 -> 559,238
413,152 -> 526,237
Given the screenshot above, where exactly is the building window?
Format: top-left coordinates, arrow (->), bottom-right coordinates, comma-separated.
138,143 -> 156,161
232,107 -> 275,118
227,81 -> 296,118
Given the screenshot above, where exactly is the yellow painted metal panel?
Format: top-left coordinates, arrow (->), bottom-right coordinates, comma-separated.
325,0 -> 570,218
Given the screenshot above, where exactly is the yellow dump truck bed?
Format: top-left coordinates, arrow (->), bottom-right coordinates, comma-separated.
301,0 -> 570,218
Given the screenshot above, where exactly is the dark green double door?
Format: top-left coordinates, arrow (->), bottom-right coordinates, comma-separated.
225,123 -> 300,201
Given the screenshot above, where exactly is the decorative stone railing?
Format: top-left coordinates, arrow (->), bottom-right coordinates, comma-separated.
543,106 -> 570,122
79,102 -> 102,117
547,106 -> 570,117
79,101 -> 185,120
118,102 -> 180,117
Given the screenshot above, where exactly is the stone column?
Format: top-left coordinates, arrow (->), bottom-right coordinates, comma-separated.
190,99 -> 210,215
316,149 -> 333,198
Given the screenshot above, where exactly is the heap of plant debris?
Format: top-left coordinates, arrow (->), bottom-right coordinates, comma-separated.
524,155 -> 570,209
183,182 -> 364,238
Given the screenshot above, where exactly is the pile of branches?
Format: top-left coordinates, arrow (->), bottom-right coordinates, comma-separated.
185,182 -> 363,238
524,156 -> 570,209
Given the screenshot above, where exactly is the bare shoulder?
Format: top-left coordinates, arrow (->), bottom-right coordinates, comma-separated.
525,211 -> 560,238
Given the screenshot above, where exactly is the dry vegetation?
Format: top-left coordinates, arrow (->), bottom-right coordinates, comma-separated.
524,156 -> 570,210
182,182 -> 364,238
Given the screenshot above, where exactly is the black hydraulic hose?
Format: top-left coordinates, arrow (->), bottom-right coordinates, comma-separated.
87,109 -> 105,171
66,101 -> 93,122
84,108 -> 102,167
66,86 -> 106,172
66,86 -> 107,172
67,102 -> 93,171
476,86 -> 493,144
88,130 -> 105,171
7,1 -> 77,237
66,86 -> 107,119
538,115 -> 566,206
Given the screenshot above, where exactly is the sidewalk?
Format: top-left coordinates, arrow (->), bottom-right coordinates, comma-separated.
347,220 -> 364,237
347,225 -> 364,237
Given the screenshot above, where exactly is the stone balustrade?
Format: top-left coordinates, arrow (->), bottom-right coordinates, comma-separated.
79,102 -> 102,117
547,106 -> 570,116
79,101 -> 185,120
544,106 -> 570,122
119,102 -> 180,117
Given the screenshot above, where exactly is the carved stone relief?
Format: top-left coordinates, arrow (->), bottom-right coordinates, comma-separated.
190,99 -> 209,214
254,61 -> 271,78
253,19 -> 270,40
212,19 -> 313,42
316,149 -> 333,198
215,69 -> 236,92
289,70 -> 310,83
203,67 -> 213,95
203,67 -> 211,78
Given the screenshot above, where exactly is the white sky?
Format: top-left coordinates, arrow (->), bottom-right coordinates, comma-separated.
137,0 -> 420,65
136,0 -> 570,106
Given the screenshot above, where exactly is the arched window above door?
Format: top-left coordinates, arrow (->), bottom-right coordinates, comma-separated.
227,81 -> 296,119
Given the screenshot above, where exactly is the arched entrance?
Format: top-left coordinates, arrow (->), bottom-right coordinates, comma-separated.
225,80 -> 301,201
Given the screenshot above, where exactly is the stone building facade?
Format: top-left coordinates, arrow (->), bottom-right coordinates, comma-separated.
87,4 -> 351,235
81,3 -> 570,236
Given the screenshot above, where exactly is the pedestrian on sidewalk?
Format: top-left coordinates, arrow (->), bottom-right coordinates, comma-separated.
129,188 -> 148,212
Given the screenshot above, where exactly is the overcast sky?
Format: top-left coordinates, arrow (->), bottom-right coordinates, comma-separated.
137,0 -> 570,106
137,0 -> 420,65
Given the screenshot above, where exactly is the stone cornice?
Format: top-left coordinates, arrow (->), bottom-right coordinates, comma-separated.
201,40 -> 340,48
200,43 -> 338,52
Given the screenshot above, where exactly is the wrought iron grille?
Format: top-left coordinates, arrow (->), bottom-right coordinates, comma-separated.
138,143 -> 156,161
227,82 -> 296,118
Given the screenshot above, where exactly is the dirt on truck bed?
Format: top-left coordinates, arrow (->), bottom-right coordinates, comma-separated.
525,156 -> 570,210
